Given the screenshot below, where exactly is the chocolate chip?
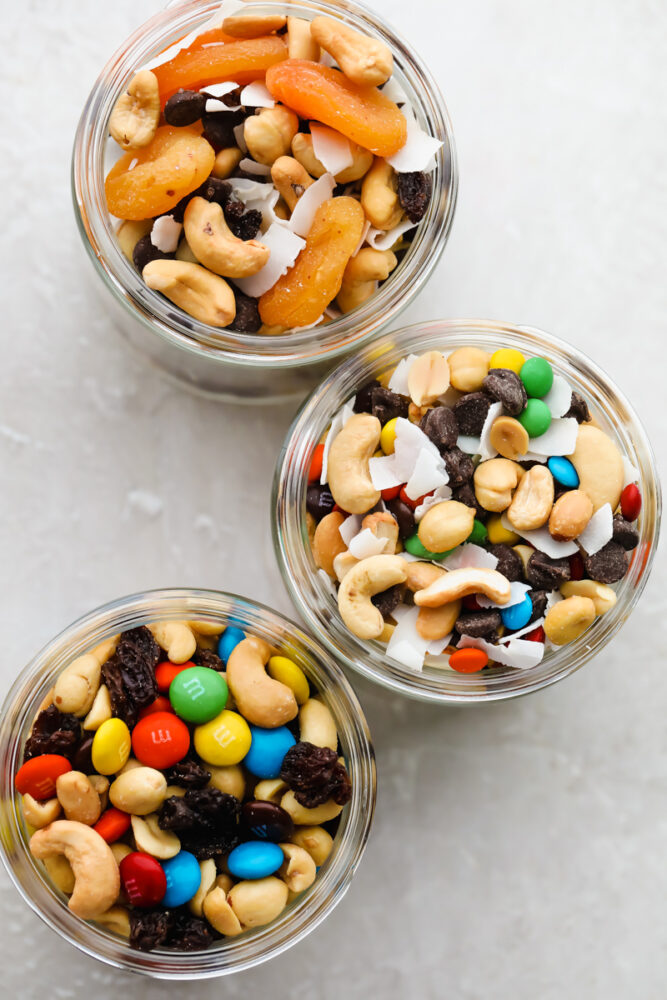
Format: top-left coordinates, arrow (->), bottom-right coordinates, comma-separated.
528,589 -> 548,622
488,544 -> 523,582
564,391 -> 591,423
452,482 -> 487,521
133,234 -> 172,272
164,89 -> 207,127
526,551 -> 571,589
306,484 -> 335,521
241,801 -> 294,842
353,380 -> 381,414
224,200 -> 262,240
453,392 -> 491,436
397,171 -> 432,223
202,109 -> 244,149
72,734 -> 94,774
385,497 -> 416,540
482,369 -> 527,416
441,446 -> 474,487
371,583 -> 405,619
370,386 -> 410,424
583,541 -> 628,583
455,610 -> 501,639
611,515 -> 639,551
229,290 -> 261,333
197,177 -> 233,207
420,405 -> 458,450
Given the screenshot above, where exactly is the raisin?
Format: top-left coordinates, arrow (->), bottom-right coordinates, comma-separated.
611,515 -> 639,551
164,758 -> 211,789
167,909 -> 214,951
482,369 -> 527,416
370,386 -> 410,424
229,290 -> 261,333
453,392 -> 491,436
583,542 -> 628,584
353,380 -> 381,414
420,406 -> 458,451
102,626 -> 159,727
163,89 -> 207,127
452,482 -> 487,521
192,649 -> 224,672
526,551 -> 571,590
158,788 -> 240,860
441,447 -> 474,487
280,742 -> 351,808
564,392 -> 591,423
129,909 -> 170,952
488,544 -> 523,582
132,234 -> 173,272
397,171 -> 432,223
371,583 -> 405,619
224,200 -> 262,240
23,706 -> 81,763
202,108 -> 244,149
306,484 -> 335,521
455,610 -> 501,639
384,497 -> 416,540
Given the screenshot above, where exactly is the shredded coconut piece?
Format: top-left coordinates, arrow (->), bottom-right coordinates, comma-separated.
233,122 -> 248,153
381,77 -> 409,105
478,402 -> 503,461
233,224 -> 305,297
348,528 -> 389,559
310,124 -> 353,175
240,81 -> 275,107
456,434 -> 481,455
501,515 -> 579,557
289,173 -> 336,237
320,403 -> 355,485
405,447 -> 449,501
386,108 -> 442,173
338,514 -> 363,546
506,617 -> 545,640
369,418 -> 447,498
523,418 -> 579,460
622,456 -> 640,488
542,375 -> 573,418
386,606 -> 449,672
366,218 -> 417,251
577,503 -> 613,555
239,157 -> 271,176
352,220 -> 372,257
226,177 -> 282,230
458,635 -> 545,670
317,567 -> 337,597
441,544 -> 498,571
150,215 -> 182,252
205,98 -> 234,113
201,80 -> 240,99
388,354 -> 419,395
478,581 -> 531,610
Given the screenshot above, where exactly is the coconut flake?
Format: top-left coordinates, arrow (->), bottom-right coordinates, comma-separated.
233,122 -> 248,153
478,402 -> 503,460
338,514 -> 363,546
458,635 -> 545,670
348,528 -> 389,559
381,77 -> 409,105
127,157 -> 139,172
414,484 -> 453,521
201,81 -> 240,99
385,606 -> 449,672
352,220 -> 372,257
150,215 -> 182,253
388,354 -> 419,395
319,49 -> 337,68
405,447 -> 449,501
457,434 -> 481,456
320,402 -> 355,485
542,375 -> 573,418
240,81 -> 275,108
500,514 -> 579,557
622,456 -> 640,488
368,418 -> 448,498
524,418 -> 579,459
205,98 -> 234,113
288,172 -> 336,237
239,157 -> 271,176
142,0 -> 244,71
441,544 -> 499,571
366,219 -> 417,251
386,108 -> 443,173
226,177 -> 282,230
505,617 -> 544,640
317,567 -> 337,597
311,124 -> 353,176
368,454 -> 402,491
233,224 -> 305,297
478,581 -> 531,610
577,502 -> 613,555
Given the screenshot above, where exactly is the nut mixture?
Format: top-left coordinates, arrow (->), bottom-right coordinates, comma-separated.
306,345 -> 642,673
106,2 -> 442,333
16,620 -> 351,951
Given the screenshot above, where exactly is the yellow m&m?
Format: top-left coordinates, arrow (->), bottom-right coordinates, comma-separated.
267,656 -> 310,705
91,718 -> 131,775
489,348 -> 525,375
194,709 -> 251,766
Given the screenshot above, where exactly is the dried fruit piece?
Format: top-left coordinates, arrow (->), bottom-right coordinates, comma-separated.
153,36 -> 288,104
24,706 -> 81,763
397,171 -> 432,222
101,627 -> 159,728
259,197 -> 365,328
280,741 -> 351,808
265,60 -> 407,157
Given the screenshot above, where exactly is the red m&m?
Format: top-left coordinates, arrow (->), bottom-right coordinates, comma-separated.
620,483 -> 641,522
119,851 -> 166,907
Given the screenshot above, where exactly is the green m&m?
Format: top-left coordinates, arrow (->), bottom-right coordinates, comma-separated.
520,356 -> 553,398
467,519 -> 488,545
518,398 -> 551,437
404,533 -> 453,561
169,666 -> 228,724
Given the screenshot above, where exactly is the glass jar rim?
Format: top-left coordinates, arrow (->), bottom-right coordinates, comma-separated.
272,318 -> 662,704
0,588 -> 376,978
72,0 -> 458,369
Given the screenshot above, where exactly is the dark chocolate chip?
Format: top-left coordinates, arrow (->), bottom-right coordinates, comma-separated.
72,734 -> 94,774
385,497 -> 416,540
420,406 -> 458,450
452,482 -> 487,521
526,551 -> 571,589
482,368 -> 527,416
564,391 -> 591,424
397,171 -> 432,223
611,514 -> 639,551
441,446 -> 474,487
353,380 -> 382,414
455,610 -> 502,639
488,544 -> 523,582
224,199 -> 262,240
202,109 -> 244,149
583,541 -> 628,584
163,89 -> 207,127
241,800 -> 294,842
370,386 -> 410,424
306,484 -> 335,521
453,392 -> 491,436
229,290 -> 261,333
528,589 -> 548,622
133,234 -> 172,272
371,583 -> 405,619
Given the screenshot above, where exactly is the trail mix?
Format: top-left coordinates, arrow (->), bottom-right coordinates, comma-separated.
16,620 -> 351,951
306,345 -> 642,672
105,1 -> 442,333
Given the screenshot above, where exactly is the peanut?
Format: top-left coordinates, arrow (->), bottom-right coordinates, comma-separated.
560,580 -> 617,615
407,351 -> 450,406
287,16 -> 320,61
418,500 -> 474,553
56,772 -> 102,826
548,490 -> 593,541
567,425 -> 624,512
312,511 -> 347,577
489,416 -> 529,461
416,600 -> 461,641
474,459 -> 521,513
543,596 -> 596,645
245,107 -> 299,166
212,147 -> 243,179
447,347 -> 490,392
506,465 -> 554,531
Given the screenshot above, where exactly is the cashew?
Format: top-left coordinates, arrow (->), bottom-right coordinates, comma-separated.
287,16 -> 320,61
208,764 -> 246,800
361,158 -> 403,230
143,259 -> 236,328
312,511 -> 347,577
278,843 -> 316,893
227,636 -> 298,728
44,854 -> 75,894
447,347 -> 490,392
327,413 -> 381,514
567,425 -> 625,512
290,826 -> 334,867
408,402 -> 430,424
506,465 -> 554,531
405,562 -> 445,592
489,416 -> 529,461
187,859 -> 217,917
280,791 -> 343,826
418,500 -> 475,553
22,794 -> 61,830
203,886 -> 243,936
93,905 -> 131,938
414,567 -> 512,608
222,13 -> 286,37
111,843 -> 132,866
212,146 -> 243,179
56,772 -> 102,826
299,698 -> 338,751
30,820 -> 120,919
543,596 -> 596,645
109,70 -> 160,150
270,156 -> 314,213
474,458 -> 521,513
83,684 -> 112,732
116,219 -> 151,260
362,510 -> 400,554
228,877 -> 289,928
254,778 -> 288,804
416,600 -> 461,641
512,544 -> 534,574
549,490 -> 594,541
291,132 -> 373,184
118,757 -> 142,775
130,813 -> 180,859
147,621 -> 197,664
183,197 -> 270,279
88,775 -> 109,811
337,249 -> 397,313
378,622 -> 395,643
244,107 -> 299,166
109,767 -> 167,816
408,351 -> 451,406
338,554 -> 408,639
91,637 -> 118,665
189,620 -> 225,636
214,873 -> 234,894
560,580 -> 617,615
311,16 -> 393,86
54,654 -> 101,717
333,549 -> 359,582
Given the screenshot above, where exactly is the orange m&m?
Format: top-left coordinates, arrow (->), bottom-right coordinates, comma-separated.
131,711 -> 190,769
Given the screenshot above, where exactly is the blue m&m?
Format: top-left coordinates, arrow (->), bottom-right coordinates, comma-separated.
243,725 -> 296,779
547,456 -> 579,489
500,592 -> 533,631
227,841 -> 285,880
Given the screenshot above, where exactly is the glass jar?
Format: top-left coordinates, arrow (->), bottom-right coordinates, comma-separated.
273,319 -> 661,704
72,0 -> 458,402
0,589 -> 375,978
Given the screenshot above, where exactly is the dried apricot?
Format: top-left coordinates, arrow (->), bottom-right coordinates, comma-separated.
259,197 -> 365,328
265,60 -> 407,157
105,126 -> 215,220
153,35 -> 287,104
